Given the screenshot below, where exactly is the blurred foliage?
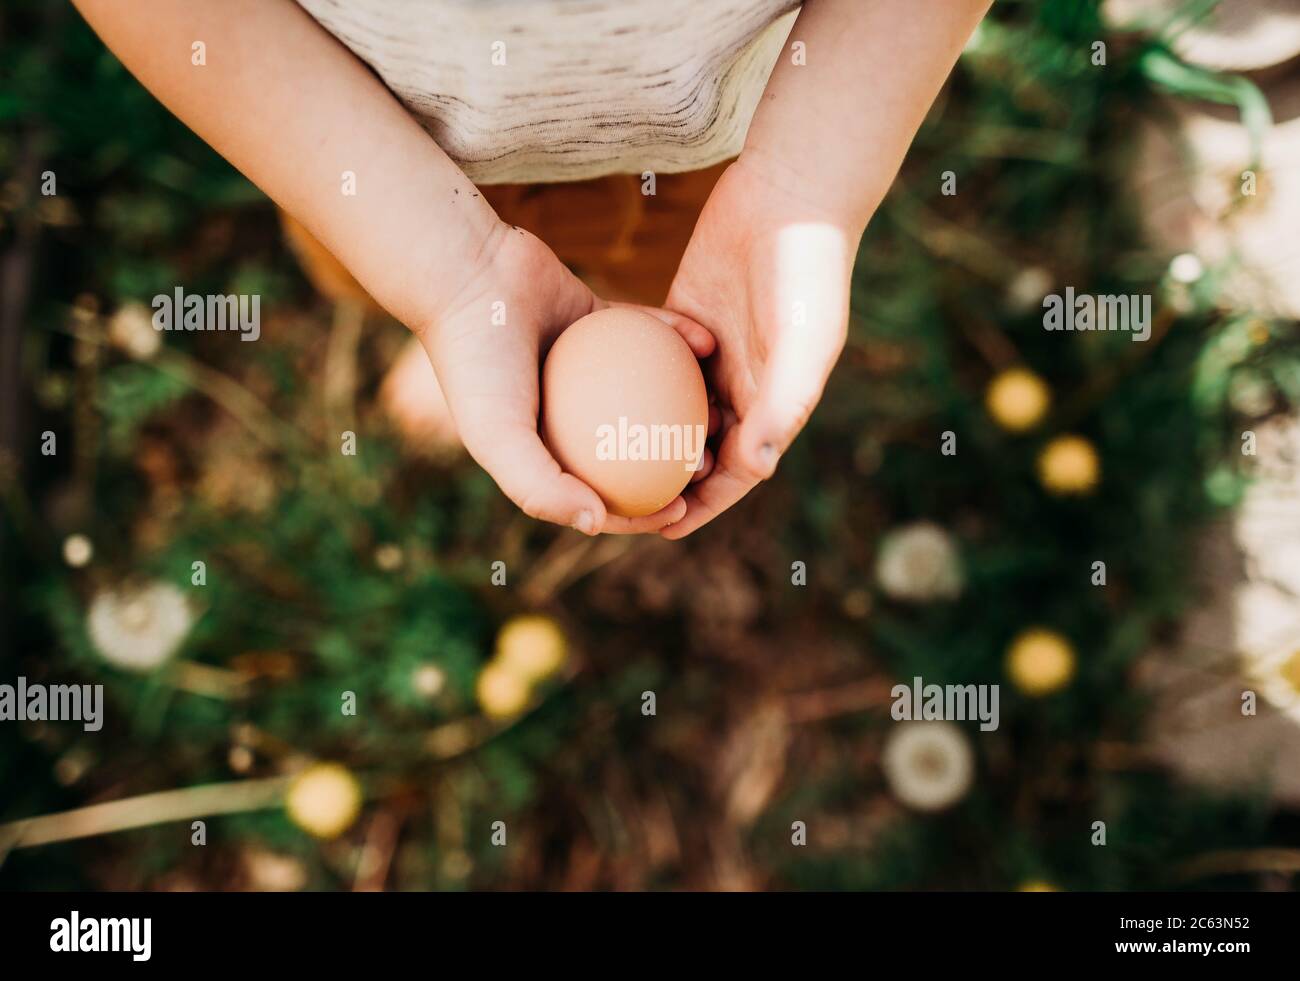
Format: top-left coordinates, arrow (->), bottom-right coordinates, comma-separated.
2,0 -> 1299,891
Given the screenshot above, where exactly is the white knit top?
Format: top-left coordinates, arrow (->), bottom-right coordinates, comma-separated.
294,0 -> 802,184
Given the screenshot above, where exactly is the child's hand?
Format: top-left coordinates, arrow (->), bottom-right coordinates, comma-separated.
414,222 -> 712,535
660,157 -> 859,538
654,0 -> 991,539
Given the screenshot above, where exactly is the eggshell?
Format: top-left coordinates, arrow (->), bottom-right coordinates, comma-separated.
541,308 -> 708,518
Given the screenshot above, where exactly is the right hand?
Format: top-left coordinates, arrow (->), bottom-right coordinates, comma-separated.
413,221 -> 714,535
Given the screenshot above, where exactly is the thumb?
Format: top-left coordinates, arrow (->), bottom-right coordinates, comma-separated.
737,361 -> 828,480
739,224 -> 852,478
739,317 -> 846,480
459,414 -> 608,534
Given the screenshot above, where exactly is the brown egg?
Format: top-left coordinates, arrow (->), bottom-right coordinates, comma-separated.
541,308 -> 708,518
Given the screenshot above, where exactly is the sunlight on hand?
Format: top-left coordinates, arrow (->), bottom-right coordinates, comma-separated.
750,221 -> 852,454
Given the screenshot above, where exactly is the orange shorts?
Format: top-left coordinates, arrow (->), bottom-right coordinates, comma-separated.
282,162 -> 727,310
479,162 -> 726,305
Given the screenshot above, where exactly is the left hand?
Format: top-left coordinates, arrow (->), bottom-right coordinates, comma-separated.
660,155 -> 864,538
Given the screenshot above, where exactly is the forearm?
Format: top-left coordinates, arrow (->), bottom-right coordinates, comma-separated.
71,0 -> 498,329
744,0 -> 993,233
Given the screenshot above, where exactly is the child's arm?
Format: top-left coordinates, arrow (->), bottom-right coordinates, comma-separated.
663,0 -> 992,538
72,0 -> 491,331
746,0 -> 993,236
72,0 -> 701,535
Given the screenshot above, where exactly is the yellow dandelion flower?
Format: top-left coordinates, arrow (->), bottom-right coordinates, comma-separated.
1018,880 -> 1060,892
1244,645 -> 1300,723
285,762 -> 362,839
1007,628 -> 1076,697
1037,435 -> 1100,495
1281,650 -> 1300,694
476,662 -> 531,720
495,615 -> 568,685
985,368 -> 1051,433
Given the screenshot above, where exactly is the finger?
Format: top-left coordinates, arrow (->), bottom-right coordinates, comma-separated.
661,427 -> 761,540
738,314 -> 845,479
610,302 -> 717,359
691,447 -> 714,483
737,222 -> 852,476
601,496 -> 688,534
458,410 -> 609,534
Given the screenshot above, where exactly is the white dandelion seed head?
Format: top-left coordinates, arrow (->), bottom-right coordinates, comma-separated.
412,663 -> 446,698
882,721 -> 975,812
107,302 -> 161,361
1168,252 -> 1204,285
875,522 -> 964,602
62,534 -> 94,568
1005,266 -> 1053,314
87,580 -> 193,671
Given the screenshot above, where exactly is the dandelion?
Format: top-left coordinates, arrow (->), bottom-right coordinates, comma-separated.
285,762 -> 362,839
1168,252 -> 1204,284
411,663 -> 446,699
882,721 -> 975,812
1037,435 -> 1100,495
1007,628 -> 1076,696
373,543 -> 404,571
495,615 -> 567,684
1004,266 -> 1053,314
476,663 -> 530,720
86,581 -> 192,671
1244,645 -> 1300,725
875,522 -> 964,602
985,368 -> 1051,433
242,848 -> 308,891
62,534 -> 93,568
107,302 -> 161,360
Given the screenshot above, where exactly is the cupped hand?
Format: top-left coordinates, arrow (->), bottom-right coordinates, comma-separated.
413,222 -> 714,535
660,156 -> 863,539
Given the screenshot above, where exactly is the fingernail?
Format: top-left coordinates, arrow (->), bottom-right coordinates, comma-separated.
574,510 -> 595,535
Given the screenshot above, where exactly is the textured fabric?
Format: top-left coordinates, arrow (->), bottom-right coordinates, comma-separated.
294,0 -> 801,184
